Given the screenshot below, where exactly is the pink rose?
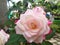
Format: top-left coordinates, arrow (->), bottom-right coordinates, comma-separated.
48,20 -> 52,26
0,29 -> 10,45
32,6 -> 46,15
15,19 -> 19,23
15,7 -> 50,43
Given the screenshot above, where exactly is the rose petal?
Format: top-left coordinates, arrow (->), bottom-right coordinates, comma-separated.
16,20 -> 26,31
32,6 -> 46,15
0,29 -> 10,44
15,26 -> 23,34
34,35 -> 45,43
48,20 -> 52,26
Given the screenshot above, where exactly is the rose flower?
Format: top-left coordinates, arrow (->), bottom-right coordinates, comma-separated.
0,29 -> 10,45
15,7 -> 50,43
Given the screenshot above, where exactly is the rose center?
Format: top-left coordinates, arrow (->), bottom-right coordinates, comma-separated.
28,22 -> 37,29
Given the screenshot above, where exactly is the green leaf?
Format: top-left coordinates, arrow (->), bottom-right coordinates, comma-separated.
17,1 -> 22,6
46,29 -> 55,40
28,0 -> 34,3
5,34 -> 20,45
41,41 -> 53,45
4,20 -> 16,28
23,0 -> 28,7
19,35 -> 27,42
5,34 -> 27,45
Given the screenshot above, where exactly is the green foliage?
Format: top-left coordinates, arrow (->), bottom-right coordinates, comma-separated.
4,20 -> 16,28
54,16 -> 60,19
53,20 -> 60,24
51,20 -> 60,33
5,34 -> 27,45
28,0 -> 34,3
5,34 -> 20,45
48,2 -> 60,15
41,41 -> 53,45
46,29 -> 55,40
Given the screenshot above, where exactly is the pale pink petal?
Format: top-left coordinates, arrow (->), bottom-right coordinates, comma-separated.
25,9 -> 33,15
20,14 -> 34,24
32,6 -> 46,15
23,33 -> 33,43
34,35 -> 45,43
44,26 -> 50,35
24,31 -> 31,38
48,30 -> 52,34
0,29 -> 10,43
23,33 -> 38,43
39,25 -> 50,36
16,20 -> 26,31
15,26 -> 23,34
